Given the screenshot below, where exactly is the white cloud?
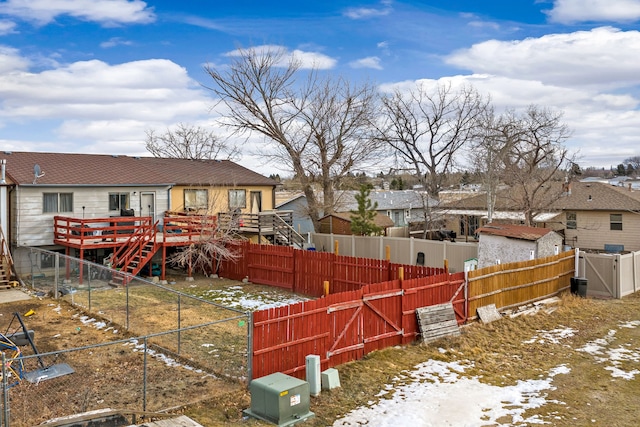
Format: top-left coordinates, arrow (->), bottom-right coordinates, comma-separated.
0,20 -> 17,34
467,20 -> 501,30
349,56 -> 383,70
100,37 -> 133,48
445,27 -> 640,89
379,73 -> 640,168
224,45 -> 337,70
546,0 -> 640,24
344,1 -> 393,19
0,0 -> 156,26
0,56 -> 213,155
0,45 -> 29,73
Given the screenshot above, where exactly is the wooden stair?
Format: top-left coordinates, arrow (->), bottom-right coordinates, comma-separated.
0,261 -> 11,290
109,219 -> 160,286
0,229 -> 15,290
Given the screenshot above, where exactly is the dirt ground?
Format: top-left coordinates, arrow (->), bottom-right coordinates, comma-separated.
0,275 -> 253,426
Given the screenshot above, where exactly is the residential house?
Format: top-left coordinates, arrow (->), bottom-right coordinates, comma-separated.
552,181 -> 640,252
275,192 -> 314,236
335,190 -> 437,229
475,224 -> 563,268
438,181 -> 640,252
0,151 -> 278,277
318,212 -> 394,235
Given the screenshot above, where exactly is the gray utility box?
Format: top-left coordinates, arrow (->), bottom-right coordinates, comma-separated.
244,372 -> 314,426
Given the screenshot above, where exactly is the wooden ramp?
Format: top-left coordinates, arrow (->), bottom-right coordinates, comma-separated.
416,303 -> 460,344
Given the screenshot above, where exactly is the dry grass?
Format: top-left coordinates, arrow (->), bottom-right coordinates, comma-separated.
6,276 -> 640,426
183,291 -> 640,426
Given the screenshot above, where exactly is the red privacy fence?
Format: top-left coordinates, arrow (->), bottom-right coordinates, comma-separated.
219,243 -> 573,381
219,241 -> 447,297
251,272 -> 466,379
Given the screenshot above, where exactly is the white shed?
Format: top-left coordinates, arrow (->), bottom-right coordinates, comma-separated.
476,223 -> 563,269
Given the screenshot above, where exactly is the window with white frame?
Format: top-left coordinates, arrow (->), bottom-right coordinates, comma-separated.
184,189 -> 208,211
610,213 -> 623,231
108,193 -> 129,212
228,189 -> 246,210
43,193 -> 73,213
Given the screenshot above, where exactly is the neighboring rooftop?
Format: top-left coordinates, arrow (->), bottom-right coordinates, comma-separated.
1,151 -> 276,187
438,181 -> 640,213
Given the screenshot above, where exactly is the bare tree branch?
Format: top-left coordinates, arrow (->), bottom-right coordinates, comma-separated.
203,47 -> 382,231
378,82 -> 489,198
473,105 -> 574,226
145,123 -> 240,161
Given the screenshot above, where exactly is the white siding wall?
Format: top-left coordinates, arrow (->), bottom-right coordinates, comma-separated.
12,186 -> 170,247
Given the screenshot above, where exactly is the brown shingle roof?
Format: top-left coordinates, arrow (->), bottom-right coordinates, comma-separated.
476,223 -> 554,241
324,212 -> 395,228
2,151 -> 276,187
439,181 -> 640,212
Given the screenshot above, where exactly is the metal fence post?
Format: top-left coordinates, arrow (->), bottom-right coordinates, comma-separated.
143,337 -> 148,412
126,283 -> 130,330
177,294 -> 181,354
247,311 -> 253,383
88,264 -> 92,312
2,353 -> 9,427
55,252 -> 60,299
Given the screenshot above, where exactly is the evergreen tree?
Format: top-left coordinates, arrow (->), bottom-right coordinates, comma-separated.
350,185 -> 382,236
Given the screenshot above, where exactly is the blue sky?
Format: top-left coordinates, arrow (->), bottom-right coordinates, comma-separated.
1,0 -> 640,175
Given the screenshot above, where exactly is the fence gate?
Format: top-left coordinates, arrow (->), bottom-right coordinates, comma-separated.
326,298 -> 365,365
580,251 -> 618,298
361,286 -> 404,353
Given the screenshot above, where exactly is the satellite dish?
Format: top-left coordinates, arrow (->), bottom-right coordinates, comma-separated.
33,163 -> 45,184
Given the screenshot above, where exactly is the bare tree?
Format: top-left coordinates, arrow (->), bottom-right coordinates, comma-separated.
471,108 -> 522,223
203,47 -> 382,231
379,82 -> 489,198
145,123 -> 239,160
166,195 -> 245,276
474,105 -> 574,226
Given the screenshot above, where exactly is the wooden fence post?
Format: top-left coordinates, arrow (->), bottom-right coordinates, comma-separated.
385,245 -> 390,261
334,240 -> 339,256
323,280 -> 330,296
398,266 -> 404,281
444,259 -> 449,273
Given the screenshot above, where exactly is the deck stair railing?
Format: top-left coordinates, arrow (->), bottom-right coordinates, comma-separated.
217,210 -> 305,248
111,218 -> 159,286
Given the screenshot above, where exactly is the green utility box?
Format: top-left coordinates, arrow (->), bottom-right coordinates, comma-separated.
244,372 -> 314,426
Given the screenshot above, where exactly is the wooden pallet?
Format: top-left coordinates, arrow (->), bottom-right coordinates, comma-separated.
416,303 -> 460,344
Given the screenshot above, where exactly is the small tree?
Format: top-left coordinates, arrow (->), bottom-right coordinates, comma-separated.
350,185 -> 382,236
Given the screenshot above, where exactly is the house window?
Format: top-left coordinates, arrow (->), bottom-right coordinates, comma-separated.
228,189 -> 246,210
109,193 -> 129,211
43,193 -> 73,213
566,212 -> 577,229
610,213 -> 623,231
184,189 -> 208,211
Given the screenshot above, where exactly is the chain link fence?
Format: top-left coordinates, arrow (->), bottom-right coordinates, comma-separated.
1,248 -> 252,426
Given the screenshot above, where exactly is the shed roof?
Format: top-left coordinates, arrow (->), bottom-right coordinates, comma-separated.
476,224 -> 555,241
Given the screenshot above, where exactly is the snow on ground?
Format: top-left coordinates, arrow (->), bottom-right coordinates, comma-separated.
192,285 -> 310,311
333,320 -> 640,426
